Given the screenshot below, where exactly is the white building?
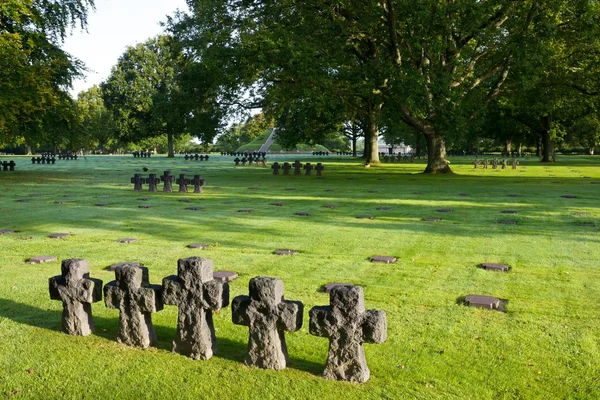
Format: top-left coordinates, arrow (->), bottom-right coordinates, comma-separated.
377,138 -> 412,155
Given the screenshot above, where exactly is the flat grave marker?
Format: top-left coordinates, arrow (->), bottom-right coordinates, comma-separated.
370,256 -> 396,264
28,256 -> 57,264
213,270 -> 238,282
481,263 -> 510,272
273,249 -> 299,255
48,233 -> 70,239
465,295 -> 501,310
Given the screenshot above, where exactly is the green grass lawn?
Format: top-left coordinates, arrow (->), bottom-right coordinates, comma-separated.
0,154 -> 599,399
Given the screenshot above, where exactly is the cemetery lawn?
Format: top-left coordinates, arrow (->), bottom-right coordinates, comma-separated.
1,154 -> 600,399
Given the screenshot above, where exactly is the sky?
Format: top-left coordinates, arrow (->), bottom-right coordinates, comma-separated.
62,0 -> 188,98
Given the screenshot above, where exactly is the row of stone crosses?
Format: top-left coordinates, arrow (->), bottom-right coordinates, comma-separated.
31,156 -> 56,164
183,154 -> 210,161
271,161 -> 324,176
474,158 -> 519,169
233,157 -> 268,167
131,171 -> 206,193
49,257 -> 387,383
222,151 -> 268,158
132,151 -> 152,158
1,160 -> 16,171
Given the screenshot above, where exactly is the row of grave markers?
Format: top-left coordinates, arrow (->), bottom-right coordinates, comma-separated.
474,158 -> 520,169
131,171 -> 205,193
1,161 -> 16,171
272,161 -> 324,176
233,157 -> 268,167
183,154 -> 210,161
49,257 -> 386,383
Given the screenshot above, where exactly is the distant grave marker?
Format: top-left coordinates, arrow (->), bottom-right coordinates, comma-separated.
422,218 -> 441,222
370,256 -> 396,264
273,249 -> 298,255
437,209 -> 453,213
271,202 -> 285,206
0,230 -> 14,235
186,206 -> 202,211
323,205 -> 337,209
116,238 -> 137,243
464,295 -> 500,310
28,256 -> 57,264
561,195 -> 577,199
497,220 -> 517,225
356,215 -> 374,220
213,270 -> 238,282
188,243 -> 208,249
481,263 -> 510,272
376,207 -> 391,211
48,233 -> 70,239
501,210 -> 518,214
238,209 -> 253,213
296,212 -> 310,216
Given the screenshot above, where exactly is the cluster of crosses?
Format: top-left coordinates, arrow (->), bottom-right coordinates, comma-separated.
335,151 -> 353,155
312,151 -> 330,156
131,171 -> 206,193
473,158 -> 519,170
1,160 -> 16,171
271,161 -> 324,177
233,156 -> 268,167
49,257 -> 387,383
58,153 -> 78,160
382,154 -> 416,163
223,151 -> 267,158
183,154 -> 210,161
31,156 -> 56,164
132,151 -> 152,158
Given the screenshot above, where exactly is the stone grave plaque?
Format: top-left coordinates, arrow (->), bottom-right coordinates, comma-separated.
116,238 -> 137,243
458,193 -> 469,196
296,212 -> 310,216
0,230 -> 15,235
274,249 -> 299,255
179,199 -> 190,203
188,243 -> 208,249
422,218 -> 441,222
437,209 -> 453,213
16,199 -> 29,203
138,197 -> 149,201
138,205 -> 151,209
238,209 -> 253,213
561,195 -> 577,199
501,210 -> 518,214
95,203 -> 108,207
507,194 -> 521,197
285,187 -> 296,191
213,270 -> 238,282
321,283 -> 352,293
324,189 -> 335,192
368,190 -> 379,193
28,256 -> 57,264
376,207 -> 391,211
497,220 -> 516,225
48,233 -> 70,239
248,187 -> 259,190
186,207 -> 202,211
370,256 -> 396,264
465,295 -> 500,309
271,202 -> 285,206
481,263 -> 510,272
54,201 -> 66,205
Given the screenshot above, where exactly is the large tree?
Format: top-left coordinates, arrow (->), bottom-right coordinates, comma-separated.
102,35 -> 187,157
0,0 -> 94,147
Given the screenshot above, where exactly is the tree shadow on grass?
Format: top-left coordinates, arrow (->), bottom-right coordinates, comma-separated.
0,298 -> 323,376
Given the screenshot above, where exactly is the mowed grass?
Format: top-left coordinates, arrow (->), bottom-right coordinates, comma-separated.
0,154 -> 599,399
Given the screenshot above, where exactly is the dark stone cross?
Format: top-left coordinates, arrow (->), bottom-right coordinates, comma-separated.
293,160 -> 303,176
177,174 -> 191,193
232,277 -> 304,370
130,174 -> 143,191
192,175 -> 205,194
234,158 -> 241,166
271,162 -> 280,175
316,163 -> 324,176
147,174 -> 160,192
309,285 -> 387,383
304,162 -> 313,176
49,259 -> 103,336
241,158 -> 247,166
161,171 -> 175,193
162,257 -> 230,360
282,162 -> 291,175
104,263 -> 164,348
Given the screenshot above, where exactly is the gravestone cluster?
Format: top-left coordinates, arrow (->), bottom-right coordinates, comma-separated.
183,154 -> 210,161
473,158 -> 520,170
132,151 -> 152,158
1,160 -> 16,171
31,156 -> 56,164
48,257 -> 386,382
271,161 -> 324,177
131,171 -> 205,193
58,153 -> 78,160
233,155 -> 268,167
312,151 -> 329,156
223,151 -> 267,158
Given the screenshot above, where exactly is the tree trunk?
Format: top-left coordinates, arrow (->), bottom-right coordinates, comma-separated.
424,133 -> 452,174
536,138 -> 541,157
364,110 -> 380,164
518,143 -> 522,156
590,147 -> 595,155
352,136 -> 357,157
167,130 -> 174,158
363,134 -> 371,160
505,140 -> 512,156
540,116 -> 554,162
25,145 -> 32,155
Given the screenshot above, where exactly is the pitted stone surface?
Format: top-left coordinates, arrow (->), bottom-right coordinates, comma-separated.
232,277 -> 304,370
162,257 -> 229,360
49,259 -> 103,336
213,270 -> 239,282
309,285 -> 387,383
481,263 -> 510,272
465,295 -> 500,309
322,283 -> 352,293
104,263 -> 163,348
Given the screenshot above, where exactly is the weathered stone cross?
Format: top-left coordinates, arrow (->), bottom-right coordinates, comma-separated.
303,162 -> 313,176
161,171 -> 175,192
162,257 -> 229,360
191,175 -> 205,194
293,160 -> 303,175
177,174 -> 191,193
232,277 -> 303,370
104,263 -> 164,348
316,163 -> 324,176
271,162 -> 280,175
147,173 -> 160,192
309,285 -> 387,383
282,162 -> 291,175
130,174 -> 143,191
49,259 -> 103,336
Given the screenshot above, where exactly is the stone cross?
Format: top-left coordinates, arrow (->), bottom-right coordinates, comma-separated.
483,159 -> 489,169
309,285 -> 387,383
271,162 -> 280,175
304,162 -> 313,176
241,158 -> 247,166
162,257 -> 229,360
49,259 -> 103,336
473,160 -> 479,168
282,162 -> 291,175
161,171 -> 175,192
131,174 -> 144,191
293,160 -> 303,176
234,158 -> 240,166
104,263 -> 164,348
512,159 -> 519,169
147,173 -> 160,192
177,174 -> 191,193
501,159 -> 507,169
1,161 -> 7,171
492,158 -> 498,169
232,277 -> 304,370
192,175 -> 205,194
316,163 -> 324,176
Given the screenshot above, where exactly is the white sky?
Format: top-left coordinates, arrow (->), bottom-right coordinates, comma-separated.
62,0 -> 188,98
